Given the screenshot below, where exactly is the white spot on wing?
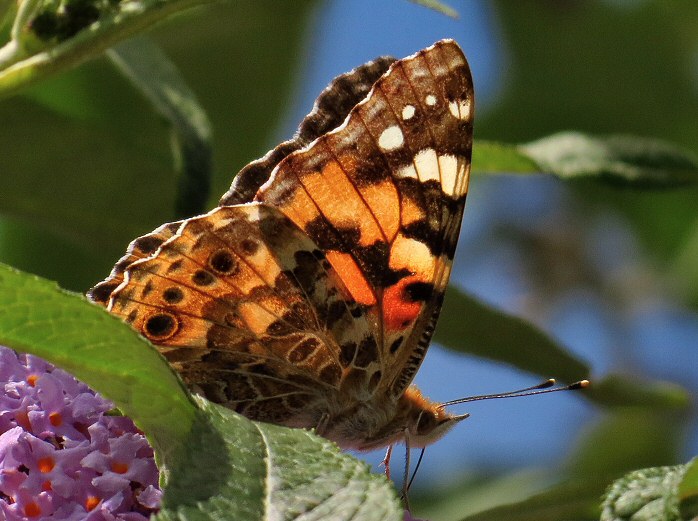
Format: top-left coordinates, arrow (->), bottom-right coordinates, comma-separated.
402,104 -> 416,120
396,164 -> 418,180
414,148 -> 440,183
378,125 -> 404,151
213,217 -> 235,231
438,154 -> 461,196
448,98 -> 472,121
454,157 -> 471,197
425,94 -> 437,106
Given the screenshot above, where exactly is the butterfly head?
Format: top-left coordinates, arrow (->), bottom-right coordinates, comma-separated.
401,387 -> 469,448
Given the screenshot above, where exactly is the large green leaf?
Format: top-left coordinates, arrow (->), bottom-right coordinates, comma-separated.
0,264 -> 403,520
158,398 -> 402,521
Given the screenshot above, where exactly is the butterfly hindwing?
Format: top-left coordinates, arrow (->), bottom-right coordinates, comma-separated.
105,204 -> 382,425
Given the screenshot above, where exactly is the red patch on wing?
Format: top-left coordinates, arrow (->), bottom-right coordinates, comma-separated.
383,275 -> 423,332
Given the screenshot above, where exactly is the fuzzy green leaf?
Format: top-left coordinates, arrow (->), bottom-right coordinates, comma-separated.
601,464 -> 690,521
157,397 -> 402,521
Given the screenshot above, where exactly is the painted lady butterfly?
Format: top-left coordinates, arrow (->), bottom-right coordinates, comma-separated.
90,40 -> 474,456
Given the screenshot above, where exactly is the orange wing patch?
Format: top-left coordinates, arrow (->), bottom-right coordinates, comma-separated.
325,251 -> 377,307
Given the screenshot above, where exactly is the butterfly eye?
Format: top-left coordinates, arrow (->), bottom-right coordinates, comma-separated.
415,410 -> 438,435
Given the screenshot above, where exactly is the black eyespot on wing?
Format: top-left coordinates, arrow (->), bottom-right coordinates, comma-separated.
209,250 -> 237,274
144,313 -> 178,340
192,269 -> 215,286
162,287 -> 184,304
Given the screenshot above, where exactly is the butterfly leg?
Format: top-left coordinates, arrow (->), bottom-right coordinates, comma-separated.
381,444 -> 394,480
401,432 -> 412,511
315,412 -> 330,437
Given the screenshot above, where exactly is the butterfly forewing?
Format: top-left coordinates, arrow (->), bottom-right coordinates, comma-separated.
256,39 -> 473,399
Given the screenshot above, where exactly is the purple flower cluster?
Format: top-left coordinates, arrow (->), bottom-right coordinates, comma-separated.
0,347 -> 161,520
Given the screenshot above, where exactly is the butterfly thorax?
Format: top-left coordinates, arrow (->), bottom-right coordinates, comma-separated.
321,386 -> 462,451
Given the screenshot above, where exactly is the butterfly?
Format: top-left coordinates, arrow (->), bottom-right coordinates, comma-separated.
89,39 -> 474,461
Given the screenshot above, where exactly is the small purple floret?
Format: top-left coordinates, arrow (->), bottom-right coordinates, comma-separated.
0,347 -> 161,519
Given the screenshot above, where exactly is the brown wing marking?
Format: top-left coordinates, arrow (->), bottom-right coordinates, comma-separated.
88,220 -> 182,306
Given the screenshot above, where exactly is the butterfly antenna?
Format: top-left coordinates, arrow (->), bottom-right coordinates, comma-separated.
440,379 -> 589,407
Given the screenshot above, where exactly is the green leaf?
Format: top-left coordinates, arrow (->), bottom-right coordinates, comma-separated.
474,133 -> 698,186
601,464 -> 690,521
0,264 -> 403,520
0,263 -> 196,459
455,477 -> 603,521
0,0 -> 220,99
678,457 -> 698,521
436,287 -> 590,383
408,0 -> 458,19
107,36 -> 213,217
473,140 -> 540,174
157,397 -> 402,521
520,132 -> 698,186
